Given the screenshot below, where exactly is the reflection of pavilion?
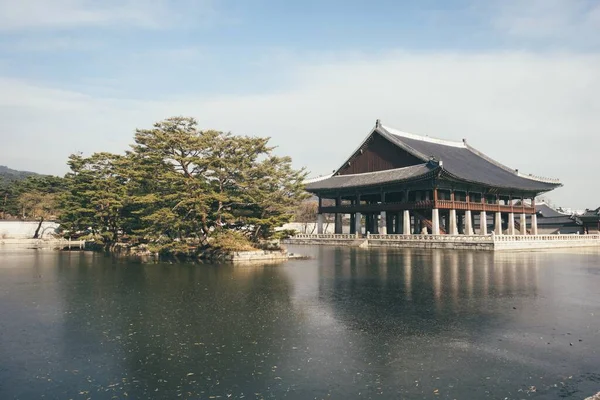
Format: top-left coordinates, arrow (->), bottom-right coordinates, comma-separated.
314,248 -> 541,333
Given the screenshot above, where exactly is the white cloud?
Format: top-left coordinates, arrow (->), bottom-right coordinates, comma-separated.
1,36 -> 104,52
0,0 -> 218,31
483,0 -> 600,45
1,51 -> 599,208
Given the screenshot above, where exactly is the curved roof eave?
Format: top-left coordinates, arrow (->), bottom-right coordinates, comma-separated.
305,164 -> 439,193
438,169 -> 562,193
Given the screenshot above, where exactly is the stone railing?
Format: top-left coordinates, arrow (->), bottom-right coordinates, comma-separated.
292,233 -> 600,242
368,234 -> 492,242
492,234 -> 600,242
293,234 -> 359,240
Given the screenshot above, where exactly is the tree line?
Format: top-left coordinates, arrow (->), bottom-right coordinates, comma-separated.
1,117 -> 309,252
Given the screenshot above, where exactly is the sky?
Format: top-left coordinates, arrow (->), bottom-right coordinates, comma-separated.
0,0 -> 599,208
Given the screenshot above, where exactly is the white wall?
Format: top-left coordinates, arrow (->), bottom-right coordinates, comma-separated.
0,221 -> 60,239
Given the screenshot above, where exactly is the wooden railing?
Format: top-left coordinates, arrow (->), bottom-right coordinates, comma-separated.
320,201 -> 535,214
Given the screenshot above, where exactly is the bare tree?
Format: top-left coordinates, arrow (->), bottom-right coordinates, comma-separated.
18,192 -> 59,238
295,201 -> 318,233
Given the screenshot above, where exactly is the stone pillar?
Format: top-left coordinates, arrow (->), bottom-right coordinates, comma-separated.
355,212 -> 362,236
480,211 -> 488,235
449,209 -> 458,235
379,211 -> 387,235
317,214 -> 324,234
464,210 -> 473,235
531,213 -> 538,235
507,213 -> 515,235
432,209 -> 440,235
494,212 -> 503,235
403,210 -> 411,234
520,213 -> 527,235
335,213 -> 343,234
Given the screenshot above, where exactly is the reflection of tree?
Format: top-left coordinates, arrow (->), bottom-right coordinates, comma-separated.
55,259 -> 299,399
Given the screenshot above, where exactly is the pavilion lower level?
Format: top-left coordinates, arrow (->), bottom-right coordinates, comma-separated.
316,189 -> 539,236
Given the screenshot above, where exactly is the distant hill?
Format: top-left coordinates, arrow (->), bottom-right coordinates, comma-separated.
0,165 -> 41,183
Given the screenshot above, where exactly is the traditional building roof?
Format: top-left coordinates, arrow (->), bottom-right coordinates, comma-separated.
535,202 -> 568,218
306,122 -> 562,193
377,125 -> 560,191
304,164 -> 436,191
536,216 -> 577,226
578,207 -> 600,220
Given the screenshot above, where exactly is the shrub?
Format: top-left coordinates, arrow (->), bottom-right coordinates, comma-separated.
209,230 -> 256,252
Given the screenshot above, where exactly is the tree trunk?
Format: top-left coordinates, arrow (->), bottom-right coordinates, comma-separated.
33,217 -> 44,239
253,225 -> 261,242
1,193 -> 7,219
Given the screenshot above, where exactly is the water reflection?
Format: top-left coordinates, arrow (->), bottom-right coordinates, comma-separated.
1,247 -> 599,400
314,248 -> 542,324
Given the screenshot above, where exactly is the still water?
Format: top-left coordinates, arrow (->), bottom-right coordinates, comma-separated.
0,246 -> 599,399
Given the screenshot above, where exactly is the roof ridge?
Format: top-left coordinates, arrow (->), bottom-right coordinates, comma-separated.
515,171 -> 561,184
304,174 -> 333,184
381,125 -> 466,148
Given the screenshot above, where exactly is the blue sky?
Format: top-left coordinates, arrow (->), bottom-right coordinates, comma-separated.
1,0 -> 599,208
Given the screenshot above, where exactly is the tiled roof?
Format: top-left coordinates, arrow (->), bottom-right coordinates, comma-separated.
305,164 -> 435,191
537,216 -> 577,225
536,203 -> 568,217
579,207 -> 600,218
378,126 -> 561,192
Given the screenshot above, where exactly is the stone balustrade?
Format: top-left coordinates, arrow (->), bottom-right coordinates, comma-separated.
287,233 -> 600,250
294,234 -> 357,240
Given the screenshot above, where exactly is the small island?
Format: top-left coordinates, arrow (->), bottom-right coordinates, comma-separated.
0,117 -> 309,261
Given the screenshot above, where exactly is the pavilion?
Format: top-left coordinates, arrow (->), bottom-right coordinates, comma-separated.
577,207 -> 600,234
305,121 -> 562,236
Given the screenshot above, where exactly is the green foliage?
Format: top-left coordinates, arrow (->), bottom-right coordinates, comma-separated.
272,229 -> 297,240
54,116 -> 309,253
209,230 -> 256,252
1,173 -> 66,220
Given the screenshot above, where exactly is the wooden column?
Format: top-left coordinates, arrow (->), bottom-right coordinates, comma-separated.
334,196 -> 342,234
387,214 -> 395,234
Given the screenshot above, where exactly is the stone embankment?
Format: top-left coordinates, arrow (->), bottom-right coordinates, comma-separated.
0,238 -> 85,250
284,233 -> 600,251
108,243 -> 296,263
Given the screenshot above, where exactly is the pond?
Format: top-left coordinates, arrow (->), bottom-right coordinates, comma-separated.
0,246 -> 599,399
